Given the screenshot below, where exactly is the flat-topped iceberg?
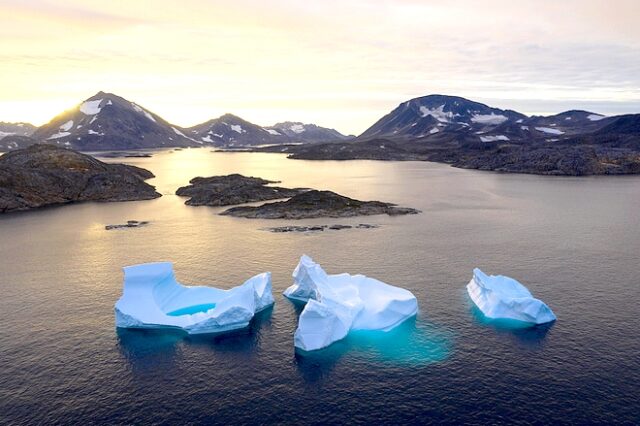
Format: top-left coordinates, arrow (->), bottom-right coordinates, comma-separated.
115,262 -> 274,334
467,268 -> 556,325
285,255 -> 418,351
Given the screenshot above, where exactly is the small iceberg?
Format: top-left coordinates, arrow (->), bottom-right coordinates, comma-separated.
284,255 -> 418,351
467,268 -> 556,325
115,262 -> 274,334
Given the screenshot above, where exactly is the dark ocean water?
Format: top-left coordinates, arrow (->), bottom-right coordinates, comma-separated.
1,150 -> 639,425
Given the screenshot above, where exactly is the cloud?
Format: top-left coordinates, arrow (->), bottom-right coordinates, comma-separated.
0,0 -> 639,133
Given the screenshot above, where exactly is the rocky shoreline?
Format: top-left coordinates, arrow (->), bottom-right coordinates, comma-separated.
221,190 -> 420,219
105,220 -> 150,230
176,174 -> 306,206
253,137 -> 640,176
265,223 -> 379,233
0,144 -> 160,213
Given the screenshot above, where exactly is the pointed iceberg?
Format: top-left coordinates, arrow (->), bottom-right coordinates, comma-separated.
285,255 -> 418,351
115,262 -> 274,334
467,268 -> 556,325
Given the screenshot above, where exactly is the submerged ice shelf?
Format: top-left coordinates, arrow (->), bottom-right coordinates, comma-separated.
115,262 -> 274,334
285,255 -> 418,351
467,268 -> 556,325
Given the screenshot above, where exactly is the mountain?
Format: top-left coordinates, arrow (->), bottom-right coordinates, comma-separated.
0,135 -> 40,152
268,122 -> 353,143
360,94 -> 527,140
3,93 -> 351,151
30,92 -> 198,151
0,122 -> 36,140
186,115 -> 351,147
357,95 -> 626,145
267,94 -> 640,176
186,114 -> 290,147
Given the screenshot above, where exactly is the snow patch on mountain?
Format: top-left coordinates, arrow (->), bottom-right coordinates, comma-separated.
588,114 -> 605,121
290,124 -> 306,133
60,120 -> 74,131
265,129 -> 281,135
535,127 -> 565,135
132,103 -> 156,122
80,99 -> 102,115
230,124 -> 245,134
480,135 -> 509,142
47,131 -> 71,140
419,105 -> 453,123
429,127 -> 440,134
471,113 -> 509,125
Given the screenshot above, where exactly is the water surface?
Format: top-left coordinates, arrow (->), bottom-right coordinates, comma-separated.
1,149 -> 639,424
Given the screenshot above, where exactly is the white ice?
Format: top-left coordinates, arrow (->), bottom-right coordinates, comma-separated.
467,268 -> 556,325
284,255 -> 418,351
80,99 -> 103,115
429,127 -> 440,134
265,128 -> 281,135
115,262 -> 274,334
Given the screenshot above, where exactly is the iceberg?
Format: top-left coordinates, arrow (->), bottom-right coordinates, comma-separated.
467,268 -> 556,325
115,262 -> 274,334
284,255 -> 418,351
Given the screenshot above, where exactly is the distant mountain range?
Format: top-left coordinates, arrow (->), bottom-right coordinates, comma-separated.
2,92 -> 640,175
0,92 -> 351,152
263,94 -> 640,175
183,114 -> 352,147
358,94 -> 636,144
0,122 -> 37,151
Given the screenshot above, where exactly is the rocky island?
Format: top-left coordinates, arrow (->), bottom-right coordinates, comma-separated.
0,144 -> 160,213
221,190 -> 419,219
176,173 -> 306,206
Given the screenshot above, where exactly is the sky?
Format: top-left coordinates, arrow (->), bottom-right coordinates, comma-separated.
1,0 -> 639,135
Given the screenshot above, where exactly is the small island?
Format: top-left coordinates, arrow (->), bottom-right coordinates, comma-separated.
0,144 -> 160,213
221,190 -> 420,219
176,173 -> 306,206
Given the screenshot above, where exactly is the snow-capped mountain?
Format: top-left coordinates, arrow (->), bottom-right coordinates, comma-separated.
186,114 -> 290,146
0,122 -> 36,140
186,115 -> 351,146
268,122 -> 353,143
360,95 -> 526,139
30,92 -> 198,150
358,95 -> 623,144
3,93 -> 351,151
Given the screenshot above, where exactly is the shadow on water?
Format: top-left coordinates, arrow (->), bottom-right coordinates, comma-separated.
116,306 -> 274,372
294,315 -> 452,383
468,302 -> 555,349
